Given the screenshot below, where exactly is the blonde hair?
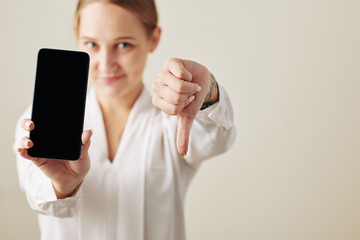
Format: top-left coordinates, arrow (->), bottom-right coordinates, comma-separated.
74,0 -> 158,37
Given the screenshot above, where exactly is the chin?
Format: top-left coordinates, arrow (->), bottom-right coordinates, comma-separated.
104,87 -> 125,98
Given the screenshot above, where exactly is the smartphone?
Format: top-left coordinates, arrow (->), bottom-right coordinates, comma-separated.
28,48 -> 90,160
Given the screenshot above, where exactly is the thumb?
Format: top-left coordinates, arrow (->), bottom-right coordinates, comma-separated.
176,116 -> 195,158
81,129 -> 93,152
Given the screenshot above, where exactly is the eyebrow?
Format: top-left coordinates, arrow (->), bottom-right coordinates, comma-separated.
80,36 -> 137,41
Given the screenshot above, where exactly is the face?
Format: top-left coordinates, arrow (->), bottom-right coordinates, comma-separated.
77,2 -> 160,99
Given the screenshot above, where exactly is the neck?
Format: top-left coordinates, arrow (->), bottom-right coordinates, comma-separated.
96,83 -> 144,116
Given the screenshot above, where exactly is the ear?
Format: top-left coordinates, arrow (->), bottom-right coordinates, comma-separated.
148,26 -> 162,53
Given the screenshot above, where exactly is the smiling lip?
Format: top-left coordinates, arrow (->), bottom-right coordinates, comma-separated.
99,75 -> 125,84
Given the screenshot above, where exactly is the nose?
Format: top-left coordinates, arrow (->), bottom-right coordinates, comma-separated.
96,47 -> 118,73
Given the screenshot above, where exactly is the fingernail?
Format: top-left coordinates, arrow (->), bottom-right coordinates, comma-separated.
17,148 -> 22,153
25,139 -> 31,147
188,95 -> 195,103
181,154 -> 186,159
197,86 -> 202,92
89,129 -> 94,135
25,121 -> 31,128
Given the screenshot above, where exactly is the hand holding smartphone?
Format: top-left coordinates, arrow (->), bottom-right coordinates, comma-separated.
28,48 -> 90,160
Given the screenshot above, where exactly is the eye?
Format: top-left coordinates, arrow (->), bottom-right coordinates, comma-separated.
117,42 -> 132,49
85,42 -> 96,49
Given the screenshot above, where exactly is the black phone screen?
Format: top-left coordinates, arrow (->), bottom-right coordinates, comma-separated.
28,48 -> 89,160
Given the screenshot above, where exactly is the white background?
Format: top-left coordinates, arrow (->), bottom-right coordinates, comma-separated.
1,0 -> 360,239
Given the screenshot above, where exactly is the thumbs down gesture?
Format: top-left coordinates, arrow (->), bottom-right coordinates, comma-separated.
152,58 -> 219,157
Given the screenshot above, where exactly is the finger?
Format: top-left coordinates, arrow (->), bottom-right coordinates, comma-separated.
176,116 -> 194,158
20,136 -> 33,149
17,147 -> 36,161
152,94 -> 178,115
158,70 -> 201,94
165,58 -> 192,81
153,83 -> 194,105
152,94 -> 196,115
21,119 -> 35,131
81,129 -> 93,151
17,148 -> 48,167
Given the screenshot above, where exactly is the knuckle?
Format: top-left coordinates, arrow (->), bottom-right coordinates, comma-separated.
158,71 -> 165,79
168,105 -> 178,115
164,58 -> 174,68
177,82 -> 186,93
177,68 -> 187,79
174,94 -> 182,105
166,58 -> 177,65
173,80 -> 181,90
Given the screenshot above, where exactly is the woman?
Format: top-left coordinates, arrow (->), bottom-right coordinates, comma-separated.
14,0 -> 236,239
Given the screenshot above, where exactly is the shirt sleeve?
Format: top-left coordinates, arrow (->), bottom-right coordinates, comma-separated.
13,106 -> 81,218
185,85 -> 236,168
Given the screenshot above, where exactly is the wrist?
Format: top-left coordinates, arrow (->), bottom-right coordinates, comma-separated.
201,73 -> 219,110
52,181 -> 83,199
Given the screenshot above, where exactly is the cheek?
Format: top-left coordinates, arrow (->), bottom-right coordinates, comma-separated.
124,49 -> 148,76
89,63 -> 97,81
77,44 -> 95,75
85,56 -> 98,84
86,52 -> 99,77
87,57 -> 96,75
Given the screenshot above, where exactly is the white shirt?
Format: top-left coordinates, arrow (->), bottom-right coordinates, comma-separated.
14,86 -> 236,240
